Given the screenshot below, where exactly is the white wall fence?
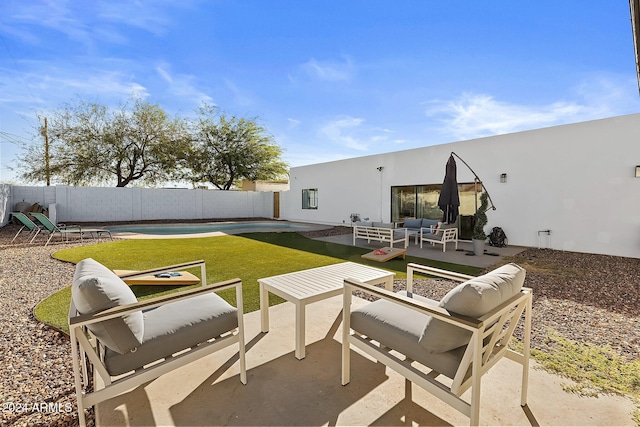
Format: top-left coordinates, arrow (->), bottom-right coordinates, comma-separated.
1,185 -> 275,224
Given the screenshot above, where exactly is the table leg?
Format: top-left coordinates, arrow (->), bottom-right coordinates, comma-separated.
260,283 -> 269,333
384,275 -> 394,290
295,302 -> 306,360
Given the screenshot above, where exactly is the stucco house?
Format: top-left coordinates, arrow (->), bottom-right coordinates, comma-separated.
280,113 -> 640,259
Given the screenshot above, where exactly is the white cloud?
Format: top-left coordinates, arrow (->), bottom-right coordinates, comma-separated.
425,93 -> 584,140
0,64 -> 149,105
155,63 -> 213,105
224,78 -> 255,107
0,1 -> 196,49
425,75 -> 640,141
301,56 -> 355,82
319,116 -> 393,151
286,118 -> 301,129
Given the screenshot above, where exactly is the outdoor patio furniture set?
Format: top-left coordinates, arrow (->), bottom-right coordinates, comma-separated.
10,211 -> 112,246
68,256 -> 531,426
353,218 -> 459,252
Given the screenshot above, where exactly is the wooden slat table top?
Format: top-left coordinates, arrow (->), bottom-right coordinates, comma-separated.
114,270 -> 201,286
258,262 -> 394,301
361,246 -> 407,262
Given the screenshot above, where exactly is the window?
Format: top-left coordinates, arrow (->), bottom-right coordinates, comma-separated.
302,188 -> 318,209
391,182 -> 483,225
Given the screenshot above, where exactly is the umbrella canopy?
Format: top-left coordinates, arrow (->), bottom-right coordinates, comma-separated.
438,154 -> 460,224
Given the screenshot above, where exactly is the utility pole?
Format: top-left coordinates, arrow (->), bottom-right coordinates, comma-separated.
40,116 -> 50,186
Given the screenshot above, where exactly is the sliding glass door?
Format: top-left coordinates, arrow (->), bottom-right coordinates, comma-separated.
391,182 -> 483,238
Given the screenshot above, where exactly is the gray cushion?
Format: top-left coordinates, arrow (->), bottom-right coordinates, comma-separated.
355,221 -> 373,227
419,263 -> 526,353
393,229 -> 407,239
72,258 -> 144,354
421,219 -> 440,229
421,232 -> 442,241
372,222 -> 394,229
403,218 -> 422,229
350,291 -> 466,379
104,292 -> 238,376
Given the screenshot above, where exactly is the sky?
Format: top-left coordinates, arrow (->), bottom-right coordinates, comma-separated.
1,1 -> 640,184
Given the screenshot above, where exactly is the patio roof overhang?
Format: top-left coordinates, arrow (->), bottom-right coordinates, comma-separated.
630,0 -> 640,94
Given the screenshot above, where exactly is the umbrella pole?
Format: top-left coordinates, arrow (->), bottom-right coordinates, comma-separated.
450,151 -> 497,213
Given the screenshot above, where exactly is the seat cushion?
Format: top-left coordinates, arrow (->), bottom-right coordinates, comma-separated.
419,263 -> 526,353
355,221 -> 373,227
72,258 -> 143,354
421,232 -> 442,241
350,291 -> 466,379
104,292 -> 238,376
421,219 -> 440,229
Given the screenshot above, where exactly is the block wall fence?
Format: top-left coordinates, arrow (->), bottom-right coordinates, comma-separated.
0,185 -> 274,224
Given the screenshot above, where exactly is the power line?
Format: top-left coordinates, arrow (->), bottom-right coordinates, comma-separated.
0,131 -> 34,145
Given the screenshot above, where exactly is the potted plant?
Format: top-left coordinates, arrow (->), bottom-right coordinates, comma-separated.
472,191 -> 489,256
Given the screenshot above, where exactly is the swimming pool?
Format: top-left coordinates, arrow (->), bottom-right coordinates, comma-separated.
107,221 -> 317,237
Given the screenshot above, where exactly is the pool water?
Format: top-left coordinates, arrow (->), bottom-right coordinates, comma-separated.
107,221 -> 313,236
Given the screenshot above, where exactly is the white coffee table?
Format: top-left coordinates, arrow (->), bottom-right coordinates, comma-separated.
259,262 -> 395,359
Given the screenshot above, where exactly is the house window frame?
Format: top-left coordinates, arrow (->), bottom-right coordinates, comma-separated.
302,188 -> 318,210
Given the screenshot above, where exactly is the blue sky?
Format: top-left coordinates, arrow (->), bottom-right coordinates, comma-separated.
1,1 -> 639,184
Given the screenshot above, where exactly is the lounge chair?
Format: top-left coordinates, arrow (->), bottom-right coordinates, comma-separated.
342,262 -> 532,426
69,258 -> 247,427
30,212 -> 83,246
10,212 -> 44,243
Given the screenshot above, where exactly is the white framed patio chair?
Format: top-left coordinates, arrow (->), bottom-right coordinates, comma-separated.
419,224 -> 458,251
342,262 -> 532,426
69,258 -> 247,427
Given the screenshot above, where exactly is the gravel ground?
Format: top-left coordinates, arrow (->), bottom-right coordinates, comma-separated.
1,224 -> 638,426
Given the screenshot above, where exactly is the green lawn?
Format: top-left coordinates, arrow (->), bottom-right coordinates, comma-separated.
37,232 -> 480,333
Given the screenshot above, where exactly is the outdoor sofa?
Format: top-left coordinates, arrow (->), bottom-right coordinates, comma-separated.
401,218 -> 441,244
352,221 -> 408,248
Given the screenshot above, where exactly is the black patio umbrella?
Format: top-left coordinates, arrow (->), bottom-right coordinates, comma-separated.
438,154 -> 460,224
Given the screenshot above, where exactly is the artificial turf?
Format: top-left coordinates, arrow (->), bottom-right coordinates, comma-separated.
36,232 -> 481,334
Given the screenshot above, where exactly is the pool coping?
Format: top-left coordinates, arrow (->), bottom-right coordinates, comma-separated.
103,220 -> 333,239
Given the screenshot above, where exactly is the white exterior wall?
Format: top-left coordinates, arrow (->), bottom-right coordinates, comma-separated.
0,186 -> 274,223
0,184 -> 10,226
282,113 -> 640,259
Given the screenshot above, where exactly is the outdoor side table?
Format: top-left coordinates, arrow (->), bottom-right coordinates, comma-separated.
259,262 -> 395,359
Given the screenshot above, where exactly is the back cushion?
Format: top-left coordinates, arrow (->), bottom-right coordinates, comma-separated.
403,218 -> 422,229
372,222 -> 394,229
419,263 -> 526,353
72,258 -> 144,354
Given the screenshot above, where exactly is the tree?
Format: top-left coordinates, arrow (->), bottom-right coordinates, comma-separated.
184,104 -> 288,190
19,99 -> 189,187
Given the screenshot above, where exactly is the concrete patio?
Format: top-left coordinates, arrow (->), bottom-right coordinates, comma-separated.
96,295 -> 635,426
314,232 -> 527,269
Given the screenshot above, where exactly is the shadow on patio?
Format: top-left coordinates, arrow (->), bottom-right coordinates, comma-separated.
96,296 -> 635,426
